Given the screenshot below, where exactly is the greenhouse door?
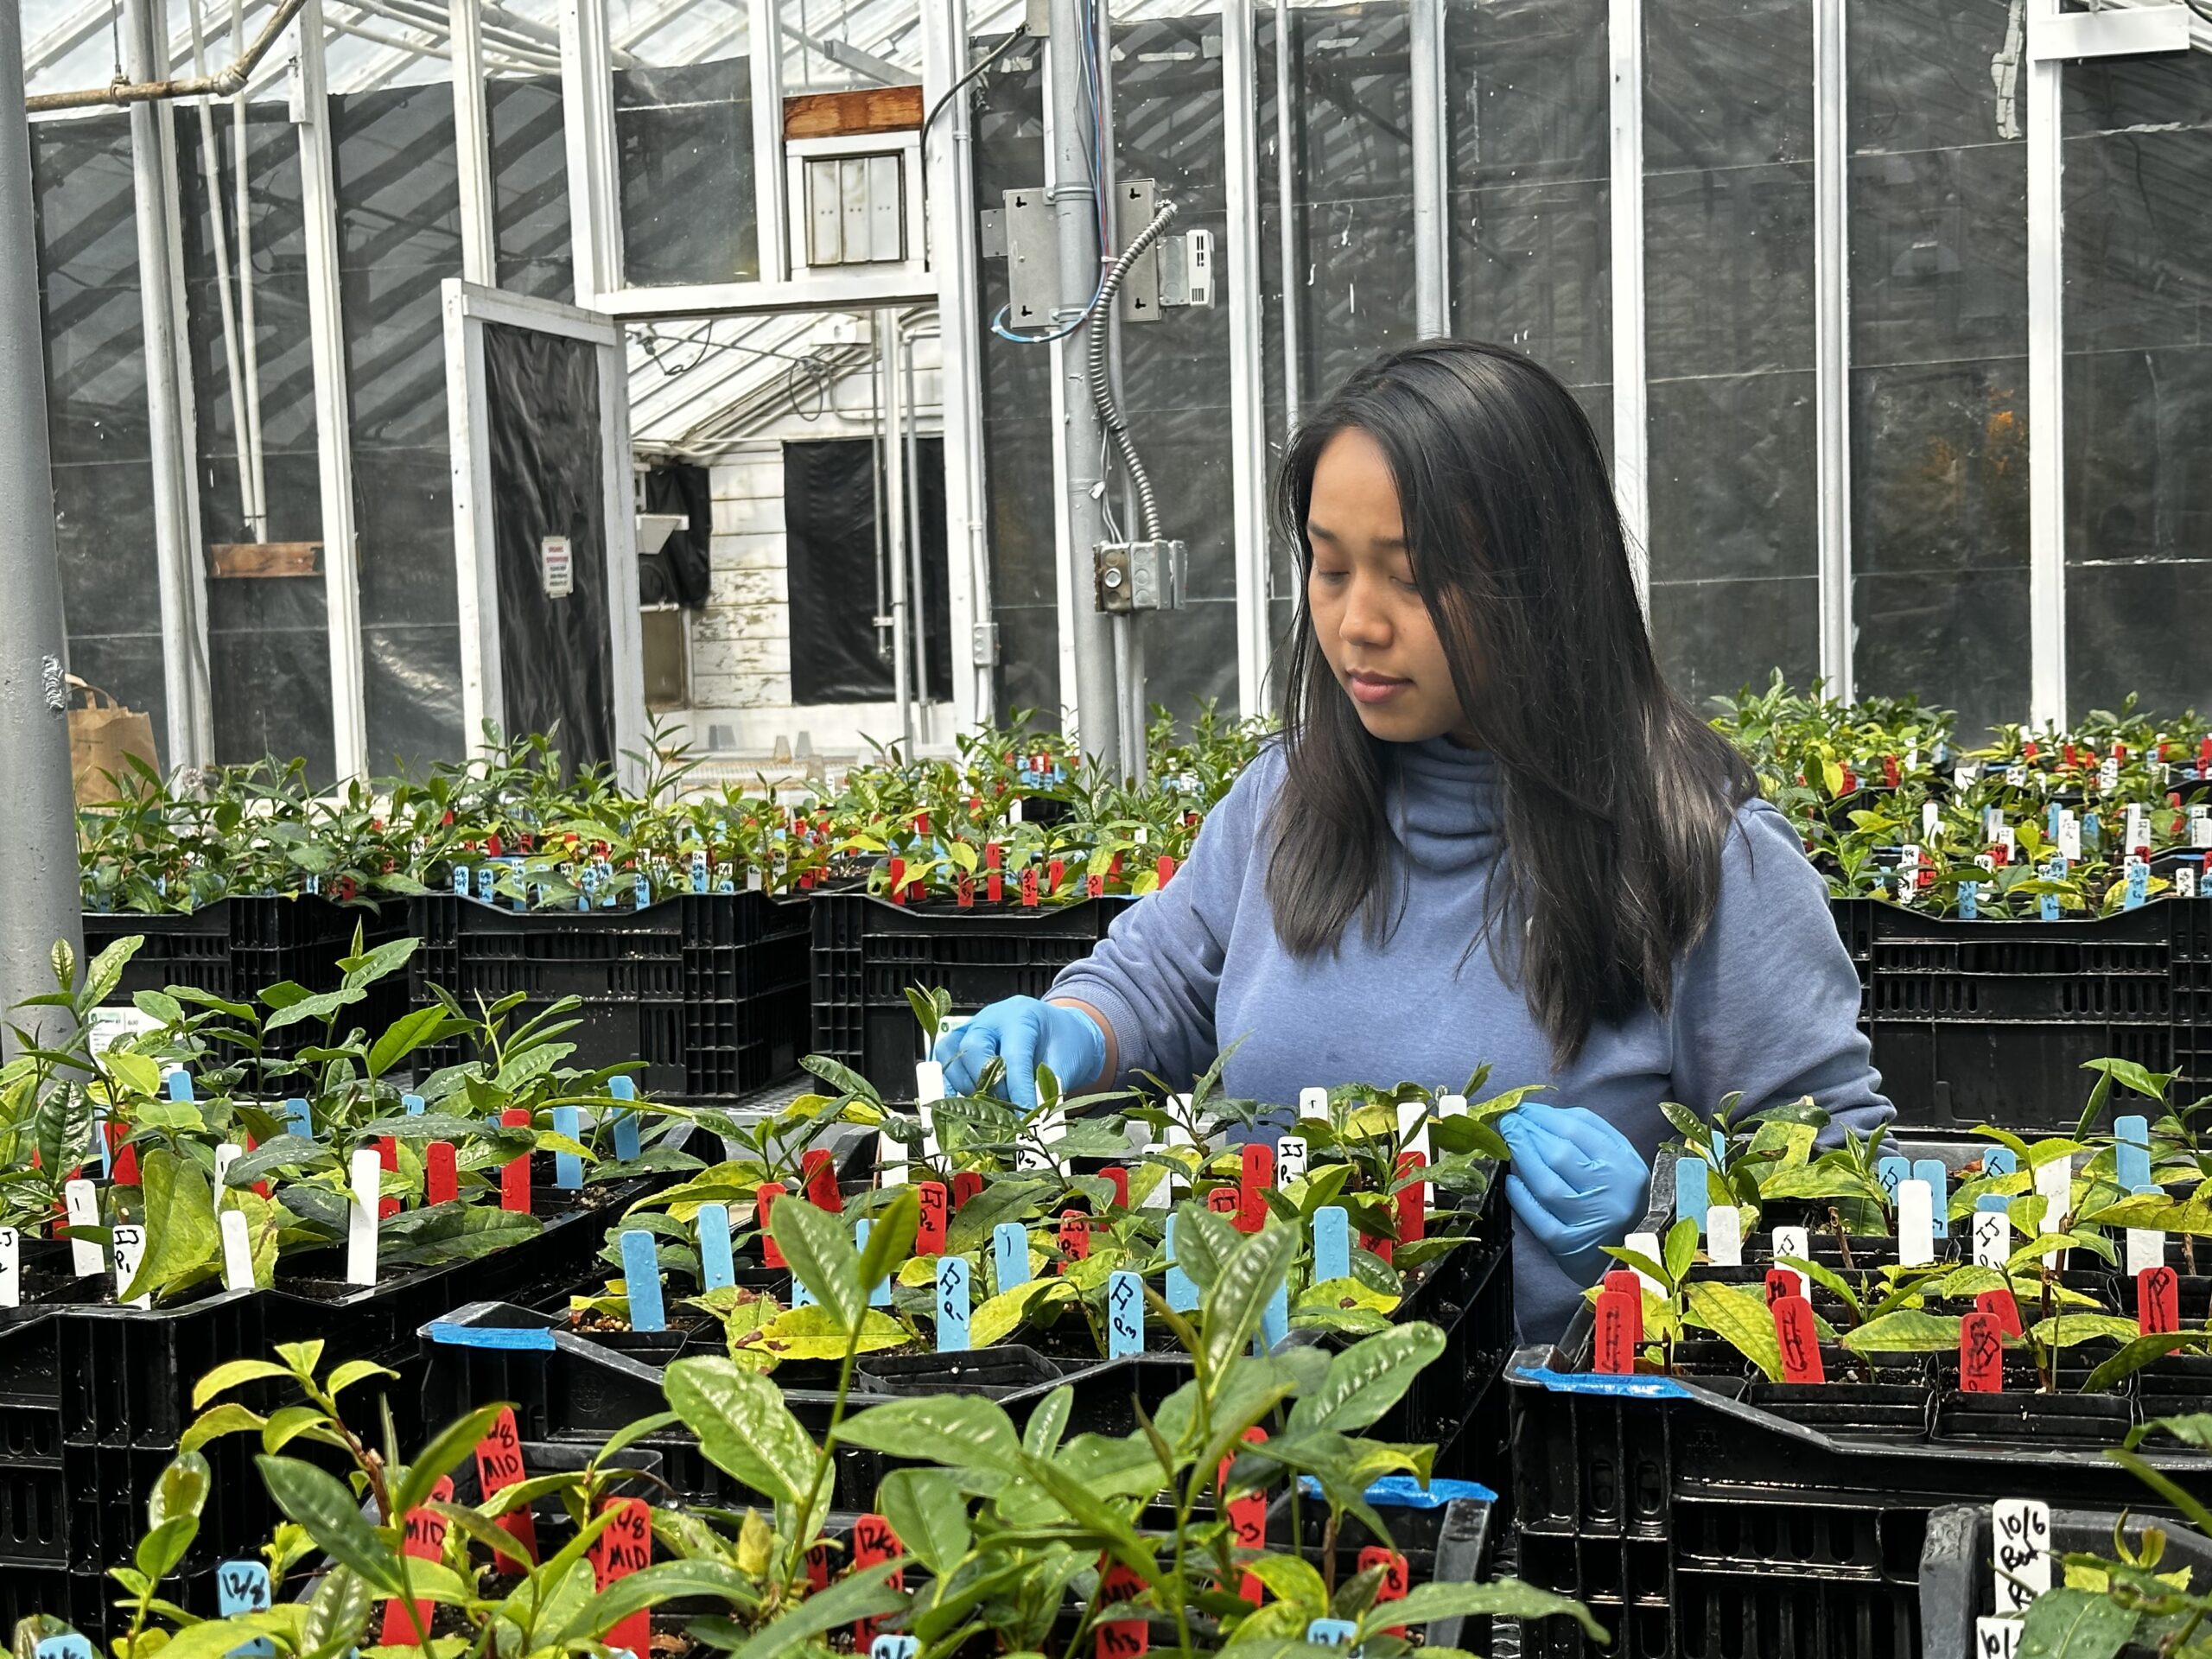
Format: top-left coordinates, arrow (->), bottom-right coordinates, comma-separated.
442,281 -> 646,782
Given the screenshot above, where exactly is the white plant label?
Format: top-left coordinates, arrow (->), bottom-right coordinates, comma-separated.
64,1179 -> 102,1278
914,1062 -> 945,1104
1771,1226 -> 1810,1299
2058,814 -> 2081,861
1624,1230 -> 1664,1299
2127,804 -> 2150,850
1396,1099 -> 1431,1164
1437,1092 -> 1467,1118
1276,1136 -> 1308,1184
1897,1180 -> 1935,1267
1923,802 -> 1941,842
345,1147 -> 381,1287
112,1224 -> 149,1309
2128,1227 -> 2167,1280
1992,1498 -> 2051,1613
2179,868 -> 2199,899
2194,809 -> 2212,849
1975,1616 -> 2023,1657
2037,1157 -> 2071,1267
0,1227 -> 17,1309
1706,1205 -> 1743,1267
2100,757 -> 2120,792
219,1209 -> 255,1292
1297,1086 -> 1328,1121
1998,825 -> 2018,861
2005,765 -> 2027,788
213,1142 -> 241,1207
539,535 -> 573,598
1955,762 -> 1980,788
1973,1209 -> 2010,1268
877,1128 -> 907,1187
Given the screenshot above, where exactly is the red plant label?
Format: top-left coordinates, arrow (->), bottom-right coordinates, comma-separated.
1395,1150 -> 1427,1244
851,1513 -> 906,1647
376,1135 -> 400,1220
593,1497 -> 652,1654
473,1405 -> 537,1563
1960,1311 -> 2005,1393
378,1476 -> 454,1645
1048,858 -> 1066,892
988,871 -> 1004,904
758,1182 -> 787,1268
1358,1547 -> 1409,1636
916,1182 -> 949,1255
1096,1562 -> 1149,1659
956,875 -> 976,908
107,1122 -> 140,1187
1594,1287 -> 1640,1374
2139,1265 -> 2180,1336
1217,1425 -> 1268,1604
1059,1210 -> 1091,1262
1974,1287 -> 2024,1340
951,1171 -> 984,1211
804,1149 -> 842,1214
1771,1294 -> 1822,1383
1021,867 -> 1039,907
1763,1268 -> 1797,1306
1237,1143 -> 1273,1234
1206,1186 -> 1241,1217
1103,1166 -> 1130,1210
425,1141 -> 458,1205
499,1108 -> 531,1213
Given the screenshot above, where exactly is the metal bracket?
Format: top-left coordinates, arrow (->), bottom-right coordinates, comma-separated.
1115,178 -> 1161,324
1002,186 -> 1055,328
2028,6 -> 2190,59
979,207 -> 1007,258
971,621 -> 1001,666
1095,540 -> 1187,613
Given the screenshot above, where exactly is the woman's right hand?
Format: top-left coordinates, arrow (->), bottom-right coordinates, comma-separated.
933,997 -> 1109,1112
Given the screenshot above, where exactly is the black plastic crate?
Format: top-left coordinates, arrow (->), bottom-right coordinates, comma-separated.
403,895 -> 686,1093
810,893 -> 1129,1099
679,892 -> 812,1101
1832,896 -> 2212,1132
83,897 -> 406,1059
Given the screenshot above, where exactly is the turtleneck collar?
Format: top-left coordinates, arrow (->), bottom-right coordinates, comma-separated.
1389,738 -> 1504,873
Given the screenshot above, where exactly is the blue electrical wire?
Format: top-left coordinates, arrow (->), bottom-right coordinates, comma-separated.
991,0 -> 1114,346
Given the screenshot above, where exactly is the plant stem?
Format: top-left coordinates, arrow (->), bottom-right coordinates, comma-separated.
1321,1506 -> 1341,1599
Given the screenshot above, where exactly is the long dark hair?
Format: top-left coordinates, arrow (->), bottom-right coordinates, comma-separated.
1265,340 -> 1755,1066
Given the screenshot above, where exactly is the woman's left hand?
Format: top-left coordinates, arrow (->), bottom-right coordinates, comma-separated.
1497,1103 -> 1650,1281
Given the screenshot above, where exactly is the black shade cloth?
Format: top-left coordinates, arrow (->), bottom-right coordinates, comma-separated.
482,320 -> 614,775
785,436 -> 951,706
640,461 -> 712,607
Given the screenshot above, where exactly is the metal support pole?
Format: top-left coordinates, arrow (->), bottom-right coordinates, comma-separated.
0,0 -> 86,1056
882,310 -> 914,753
1408,0 -> 1447,339
1606,0 -> 1649,607
451,0 -> 498,284
2025,0 -> 2066,731
293,0 -> 369,779
1222,0 -> 1271,716
128,0 -> 216,772
1271,0 -> 1299,427
902,314 -> 929,734
748,0 -> 787,283
1045,0 -> 1117,773
1812,0 -> 1851,699
920,0 -> 994,729
558,0 -> 621,301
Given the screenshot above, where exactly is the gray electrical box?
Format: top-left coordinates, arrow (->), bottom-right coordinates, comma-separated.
1095,539 -> 1187,613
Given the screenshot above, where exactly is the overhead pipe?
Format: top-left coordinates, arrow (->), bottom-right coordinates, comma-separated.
28,0 -> 309,111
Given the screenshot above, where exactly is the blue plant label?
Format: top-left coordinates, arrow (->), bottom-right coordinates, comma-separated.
476,866 -> 496,903
2116,1115 -> 2152,1192
791,1270 -> 815,1308
620,1230 -> 665,1332
283,1096 -> 313,1140
994,1223 -> 1030,1293
608,1075 -> 641,1161
1305,1620 -> 1360,1652
2039,855 -> 2065,920
1512,1365 -> 1694,1401
1710,1129 -> 1727,1166
2127,860 -> 2151,910
1674,1156 -> 1710,1233
1164,1214 -> 1199,1311
218,1560 -> 275,1653
167,1070 -> 194,1103
1912,1159 -> 1950,1230
550,1106 -> 583,1190
1960,880 -> 1980,919
1107,1269 -> 1144,1357
94,1102 -> 111,1179
1984,1147 -> 2018,1177
1313,1206 -> 1351,1286
855,1218 -> 892,1306
1257,1276 -> 1289,1354
403,1093 -> 425,1116
38,1635 -> 96,1659
937,1255 -> 971,1351
426,1320 -> 555,1351
1975,1193 -> 2014,1213
1876,1156 -> 1910,1204
691,850 -> 709,893
453,866 -> 470,896
869,1640 -> 919,1659
2047,802 -> 2063,841
697,1204 -> 735,1291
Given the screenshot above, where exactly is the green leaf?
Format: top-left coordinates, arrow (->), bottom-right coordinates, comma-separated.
1171,1199 -> 1241,1295
1287,1324 -> 1445,1433
1683,1281 -> 1785,1382
181,1401 -> 266,1452
2026,1313 -> 2141,1351
257,1454 -> 402,1592
81,935 -> 143,1013
2017,1584 -> 2138,1659
391,1402 -> 508,1518
125,1147 -> 220,1304
262,987 -> 366,1033
1662,1217 -> 1699,1286
1242,1553 -> 1329,1619
724,1556 -> 910,1659
1204,1222 -> 1300,1375
858,1188 -> 920,1291
366,1007 -> 465,1078
1841,1310 -> 1963,1354
1375,1580 -> 1607,1642
2084,1333 -> 2212,1394
663,1357 -> 823,1506
876,1467 -> 971,1575
1022,1384 -> 1074,1458
194,1357 -> 295,1408
300,1565 -> 376,1659
834,1393 -> 1022,1472
944,1177 -> 1051,1255
769,1189 -> 865,1335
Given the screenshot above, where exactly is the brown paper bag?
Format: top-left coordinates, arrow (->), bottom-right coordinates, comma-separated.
67,676 -> 160,804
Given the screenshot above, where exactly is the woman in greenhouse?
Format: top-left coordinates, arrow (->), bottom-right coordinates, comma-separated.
936,339 -> 1892,1342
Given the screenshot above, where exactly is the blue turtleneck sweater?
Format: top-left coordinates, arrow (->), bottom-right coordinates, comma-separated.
1051,737 -> 1893,1342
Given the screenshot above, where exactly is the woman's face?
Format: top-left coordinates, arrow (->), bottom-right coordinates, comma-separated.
1306,427 -> 1474,745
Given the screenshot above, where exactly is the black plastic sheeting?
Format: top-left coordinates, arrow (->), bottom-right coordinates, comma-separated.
615,59 -> 759,287
639,463 -> 712,607
30,113 -> 169,756
785,437 -> 953,706
489,74 -> 574,302
176,105 -> 336,780
481,320 -> 615,773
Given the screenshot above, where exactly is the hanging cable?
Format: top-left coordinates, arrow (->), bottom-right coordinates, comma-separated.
921,22 -> 1028,144
1087,199 -> 1179,541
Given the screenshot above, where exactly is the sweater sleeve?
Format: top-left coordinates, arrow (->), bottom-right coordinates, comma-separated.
1047,748 -> 1281,1090
1668,799 -> 1895,1138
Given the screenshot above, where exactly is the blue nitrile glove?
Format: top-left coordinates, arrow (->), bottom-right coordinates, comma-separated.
934,997 -> 1107,1113
1497,1103 -> 1650,1282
